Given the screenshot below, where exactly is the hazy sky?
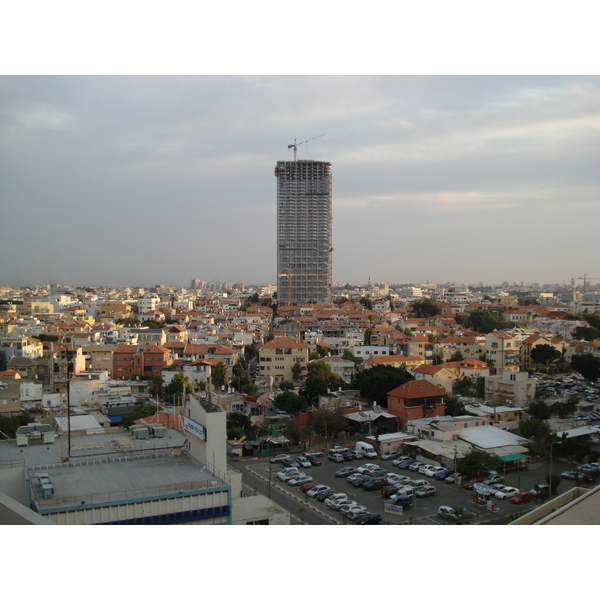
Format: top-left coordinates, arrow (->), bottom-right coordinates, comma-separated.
1,75 -> 599,289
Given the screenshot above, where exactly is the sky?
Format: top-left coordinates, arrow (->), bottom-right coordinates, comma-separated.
1,74 -> 599,290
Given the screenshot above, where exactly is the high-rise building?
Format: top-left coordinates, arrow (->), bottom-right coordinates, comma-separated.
275,159 -> 332,304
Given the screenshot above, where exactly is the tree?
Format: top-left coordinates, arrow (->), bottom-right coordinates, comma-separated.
530,344 -> 562,373
524,399 -> 552,420
449,350 -> 464,362
274,390 -> 308,414
121,403 -> 159,428
212,362 -> 228,388
284,418 -> 303,446
411,298 -> 441,318
457,449 -> 502,478
309,408 -> 347,438
163,373 -> 192,403
444,396 -> 470,416
354,364 -> 414,407
574,326 -> 600,342
227,412 -> 256,440
291,361 -> 304,382
519,417 -> 553,454
571,354 -> 600,381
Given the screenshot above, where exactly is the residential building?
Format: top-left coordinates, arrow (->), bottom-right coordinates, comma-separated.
258,337 -> 309,383
386,380 -> 448,428
485,370 -> 536,408
413,364 -> 455,394
275,159 -> 332,304
485,331 -> 520,373
113,344 -> 172,379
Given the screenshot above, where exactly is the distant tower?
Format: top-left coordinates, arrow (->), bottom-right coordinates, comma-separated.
275,159 -> 332,304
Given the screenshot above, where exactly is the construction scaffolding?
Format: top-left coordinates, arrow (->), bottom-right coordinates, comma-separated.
275,160 -> 332,304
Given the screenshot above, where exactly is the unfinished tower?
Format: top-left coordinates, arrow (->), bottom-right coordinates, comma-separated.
275,159 -> 332,304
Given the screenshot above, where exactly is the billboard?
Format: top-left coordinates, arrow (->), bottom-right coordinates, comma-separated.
384,501 -> 404,516
184,416 -> 207,441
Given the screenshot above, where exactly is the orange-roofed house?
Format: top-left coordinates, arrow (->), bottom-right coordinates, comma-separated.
413,364 -> 455,394
258,337 -> 309,383
113,344 -> 172,379
386,380 -> 448,428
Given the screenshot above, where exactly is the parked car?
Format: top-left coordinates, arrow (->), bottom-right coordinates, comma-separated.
277,468 -> 301,481
388,494 -> 413,507
347,472 -> 367,484
463,477 -> 484,490
270,454 -> 291,463
435,469 -> 454,481
280,458 -> 301,468
304,450 -> 324,457
391,456 -> 411,466
510,491 -> 533,504
348,450 -> 364,460
408,462 -> 425,472
296,456 -> 312,468
362,478 -> 387,492
397,459 -> 416,469
561,471 -> 578,480
324,493 -> 348,508
381,485 -> 402,497
346,506 -> 368,521
404,479 -> 428,489
386,473 -> 411,486
288,475 -> 313,487
307,484 -> 330,498
417,464 -> 433,475
339,502 -> 363,517
300,482 -> 317,493
335,466 -> 357,478
341,452 -> 354,462
482,475 -> 504,485
329,446 -> 347,455
495,486 -> 519,499
444,473 -> 464,485
357,463 -> 380,474
330,498 -> 357,512
316,489 -> 337,502
328,453 -> 345,463
307,455 -> 322,466
424,466 -> 446,477
437,505 -> 474,520
415,485 -> 437,498
381,451 -> 402,461
355,512 -> 383,525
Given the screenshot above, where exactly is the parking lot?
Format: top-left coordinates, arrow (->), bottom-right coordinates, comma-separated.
243,449 -> 587,524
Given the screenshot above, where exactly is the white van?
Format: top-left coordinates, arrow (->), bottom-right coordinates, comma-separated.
355,441 -> 378,458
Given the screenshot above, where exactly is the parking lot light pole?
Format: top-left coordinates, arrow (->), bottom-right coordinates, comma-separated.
549,441 -> 562,502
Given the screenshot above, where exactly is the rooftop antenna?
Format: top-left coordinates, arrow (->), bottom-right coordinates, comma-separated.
288,134 -> 325,161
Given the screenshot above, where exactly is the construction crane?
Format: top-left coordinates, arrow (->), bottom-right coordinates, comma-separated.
574,274 -> 600,293
288,134 -> 325,161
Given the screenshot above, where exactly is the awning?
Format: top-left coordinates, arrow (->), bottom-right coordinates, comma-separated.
498,453 -> 528,462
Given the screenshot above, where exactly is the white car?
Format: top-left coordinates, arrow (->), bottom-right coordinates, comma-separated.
332,499 -> 357,512
386,473 -> 411,485
346,506 -> 368,520
288,475 -> 313,487
307,484 -> 330,498
277,468 -> 301,481
424,466 -> 446,477
357,463 -> 379,474
495,486 -> 519,499
417,464 -> 433,475
324,493 -> 348,508
270,454 -> 291,463
296,456 -> 312,468
415,485 -> 437,498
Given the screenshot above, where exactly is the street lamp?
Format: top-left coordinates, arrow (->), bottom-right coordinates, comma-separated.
548,441 -> 562,502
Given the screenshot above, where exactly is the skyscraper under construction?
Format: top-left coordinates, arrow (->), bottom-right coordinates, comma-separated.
275,159 -> 332,304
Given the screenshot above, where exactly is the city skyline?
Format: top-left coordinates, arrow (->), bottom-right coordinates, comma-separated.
1,76 -> 599,289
